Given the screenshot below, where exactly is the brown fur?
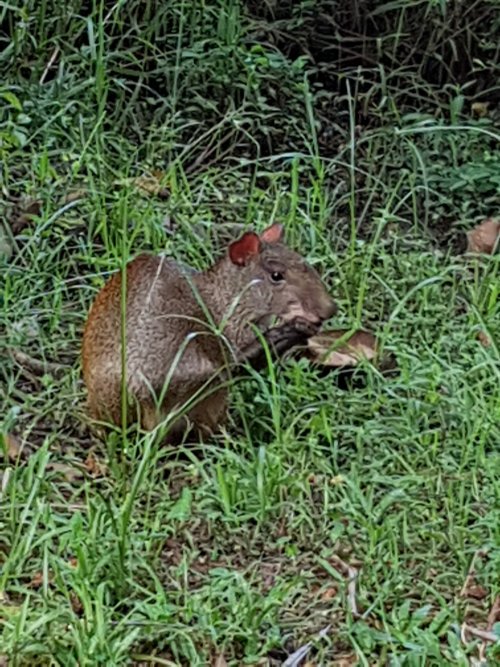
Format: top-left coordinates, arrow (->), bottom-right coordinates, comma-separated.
81,226 -> 336,442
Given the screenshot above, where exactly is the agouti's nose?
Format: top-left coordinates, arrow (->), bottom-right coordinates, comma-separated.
320,296 -> 337,321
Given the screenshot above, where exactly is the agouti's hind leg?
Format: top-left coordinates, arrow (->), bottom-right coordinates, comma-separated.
188,388 -> 228,440
140,402 -> 191,444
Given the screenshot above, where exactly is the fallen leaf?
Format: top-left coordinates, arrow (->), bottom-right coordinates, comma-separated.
46,462 -> 83,483
133,174 -> 170,199
321,586 -> 337,601
477,331 -> 491,347
471,102 -> 489,117
486,595 -> 500,630
2,433 -> 22,460
466,218 -> 500,254
465,584 -> 488,600
29,571 -> 45,589
84,451 -> 107,477
10,198 -> 42,234
307,330 -> 378,367
330,475 -> 345,486
63,189 -> 87,204
70,593 -> 83,614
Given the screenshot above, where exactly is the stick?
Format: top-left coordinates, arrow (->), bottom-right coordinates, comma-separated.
10,348 -> 68,376
460,548 -> 488,597
39,46 -> 60,85
330,555 -> 359,617
461,623 -> 499,644
479,596 -> 500,661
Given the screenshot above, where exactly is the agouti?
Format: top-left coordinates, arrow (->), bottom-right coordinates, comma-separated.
82,224 -> 336,442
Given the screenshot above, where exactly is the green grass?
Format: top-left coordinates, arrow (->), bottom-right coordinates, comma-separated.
1,1 -> 500,665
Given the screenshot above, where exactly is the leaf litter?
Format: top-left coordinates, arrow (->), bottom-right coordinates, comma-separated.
307,330 -> 378,368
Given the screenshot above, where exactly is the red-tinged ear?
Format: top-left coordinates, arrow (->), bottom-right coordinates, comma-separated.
260,223 -> 283,244
228,232 -> 261,266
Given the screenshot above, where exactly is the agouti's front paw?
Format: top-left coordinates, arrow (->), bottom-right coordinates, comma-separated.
289,317 -> 321,337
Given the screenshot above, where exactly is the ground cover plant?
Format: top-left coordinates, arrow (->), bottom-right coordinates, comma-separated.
1,0 -> 500,664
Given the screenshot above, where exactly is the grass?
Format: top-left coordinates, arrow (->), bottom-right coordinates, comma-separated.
1,0 -> 500,665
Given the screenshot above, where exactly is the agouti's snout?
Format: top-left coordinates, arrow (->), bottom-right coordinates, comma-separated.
306,293 -> 337,325
280,266 -> 337,329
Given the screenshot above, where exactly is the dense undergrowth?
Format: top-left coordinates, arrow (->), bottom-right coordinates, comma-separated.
1,1 -> 500,665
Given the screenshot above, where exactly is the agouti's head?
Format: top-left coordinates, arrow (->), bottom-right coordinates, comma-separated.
220,223 -> 336,339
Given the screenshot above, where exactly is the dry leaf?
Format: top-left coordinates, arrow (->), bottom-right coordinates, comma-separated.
471,102 -> 489,118
29,571 -> 45,589
466,218 -> 500,254
70,593 -> 83,614
308,330 -> 378,367
2,433 -> 22,460
10,198 -> 42,234
46,462 -> 83,483
330,475 -> 345,486
133,174 -> 170,199
486,595 -> 500,630
321,586 -> 337,601
84,451 -> 107,477
63,190 -> 87,204
477,331 -> 491,347
465,584 -> 488,600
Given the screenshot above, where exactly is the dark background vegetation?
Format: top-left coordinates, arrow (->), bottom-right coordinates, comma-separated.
2,0 -> 500,244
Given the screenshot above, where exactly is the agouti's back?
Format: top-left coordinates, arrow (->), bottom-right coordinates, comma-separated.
82,224 -> 336,441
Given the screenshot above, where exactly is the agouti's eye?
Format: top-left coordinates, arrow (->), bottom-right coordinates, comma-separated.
271,271 -> 285,283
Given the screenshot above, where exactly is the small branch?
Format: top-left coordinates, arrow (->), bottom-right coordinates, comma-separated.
479,595 -> 500,661
130,655 -> 178,666
330,555 -> 360,617
10,348 -> 68,377
486,596 -> 500,632
461,623 -> 499,644
39,46 -> 60,85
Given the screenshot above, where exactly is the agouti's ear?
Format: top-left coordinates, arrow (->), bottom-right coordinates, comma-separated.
229,232 -> 261,266
260,223 -> 283,244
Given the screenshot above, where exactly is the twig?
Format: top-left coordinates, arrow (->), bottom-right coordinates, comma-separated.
460,549 -> 487,597
39,46 -> 60,85
486,595 -> 500,632
479,595 -> 500,661
130,654 -> 178,666
1,468 -> 11,500
330,555 -> 359,617
282,625 -> 331,667
461,623 -> 499,644
9,348 -> 68,377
